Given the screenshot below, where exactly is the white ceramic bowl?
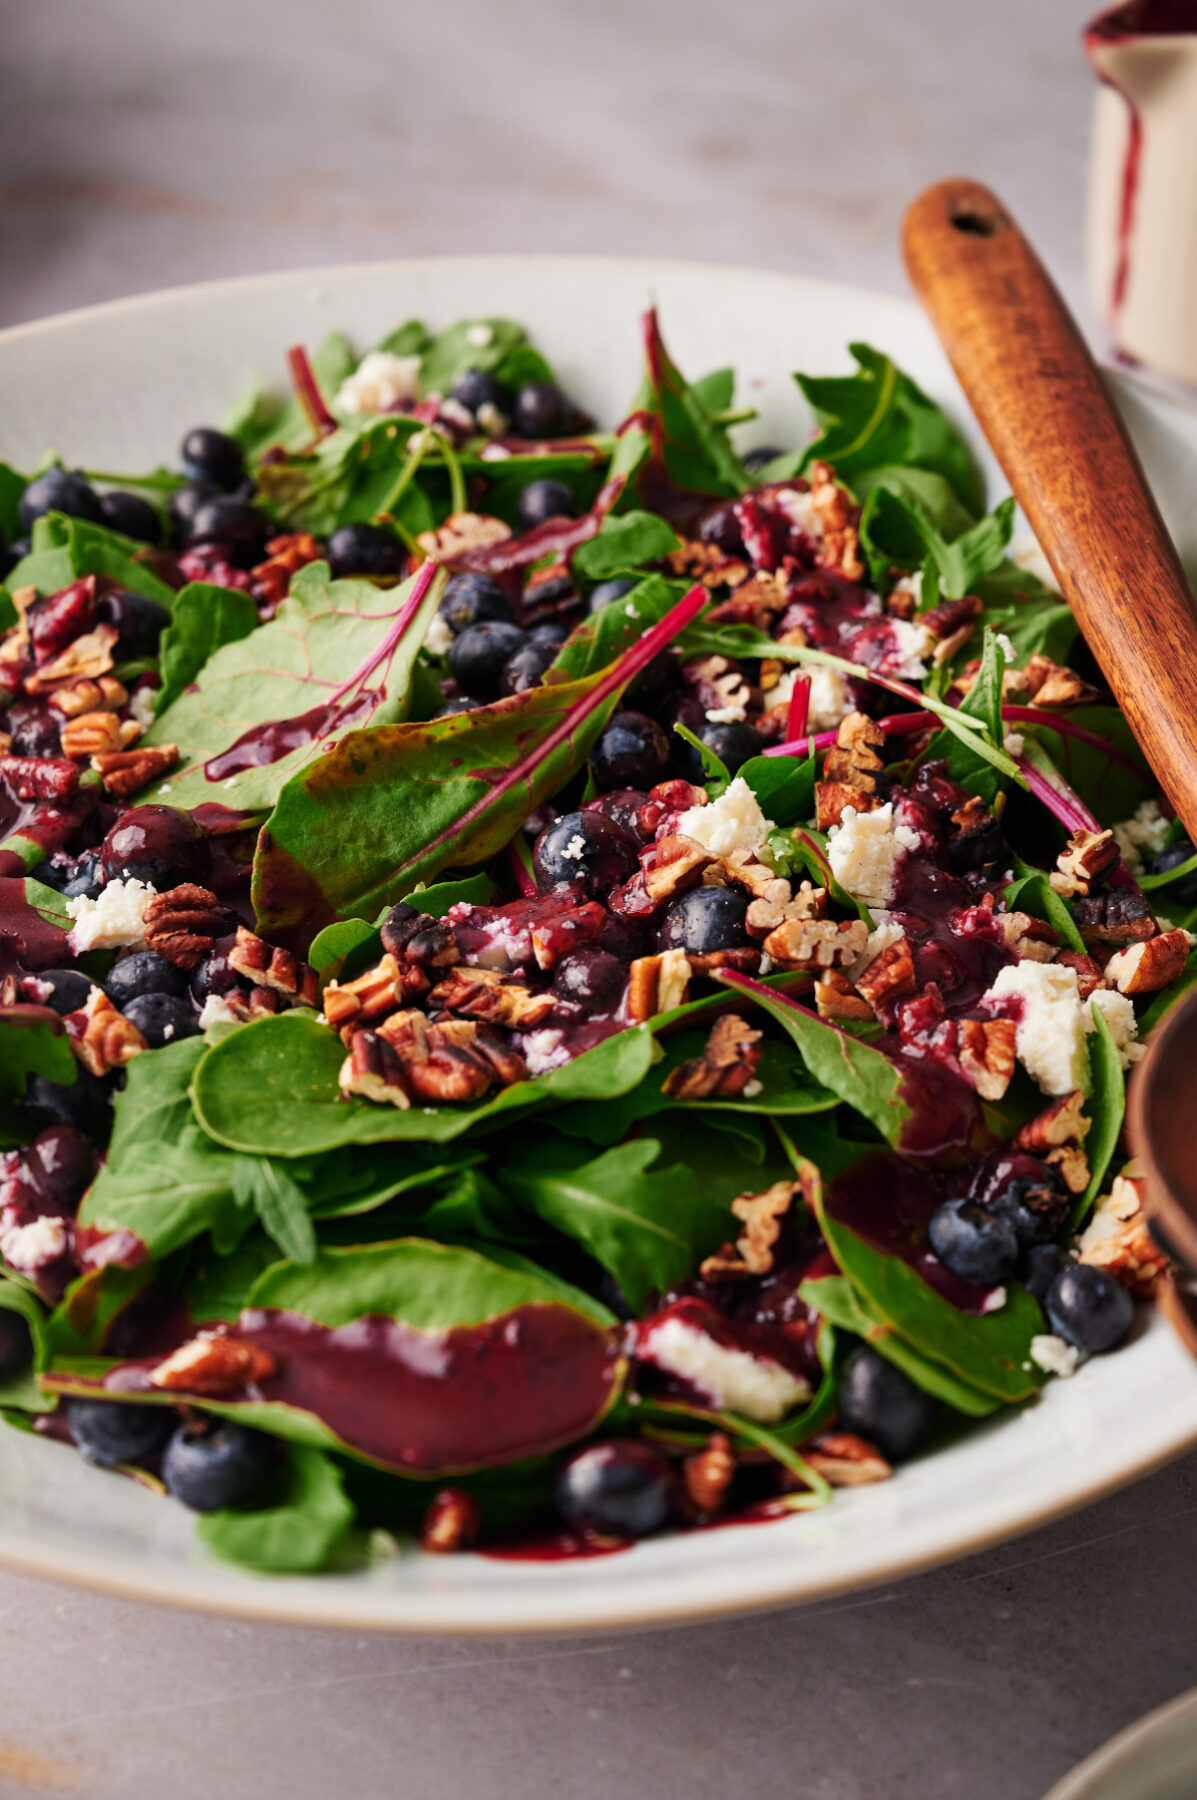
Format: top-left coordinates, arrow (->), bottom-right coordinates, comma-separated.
3,257 -> 1197,1635
1044,1687 -> 1197,1800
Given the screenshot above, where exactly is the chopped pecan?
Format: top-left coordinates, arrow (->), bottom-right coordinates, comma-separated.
815,968 -> 875,1021
662,1013 -> 763,1100
761,916 -> 869,971
1044,1143 -> 1091,1195
1023,653 -> 1101,710
338,1030 -> 411,1108
665,539 -> 749,589
251,531 -> 323,607
468,1023 -> 529,1088
47,676 -> 128,718
743,879 -> 826,943
805,1431 -> 892,1487
149,1331 -> 277,1395
823,711 -> 884,788
703,572 -> 789,631
1078,1173 -> 1168,1296
1054,949 -> 1105,997
720,848 -> 797,906
700,1179 -> 799,1280
323,955 -> 403,1033
91,743 -> 178,799
1104,926 -> 1190,995
643,835 -> 718,904
854,938 -> 916,1015
59,710 -> 141,757
1014,1090 -> 1091,1153
65,987 -> 146,1076
143,884 -> 234,970
680,653 -> 757,718
24,623 -> 119,693
955,1016 -> 1017,1100
227,926 -> 320,1005
417,511 -> 511,564
686,946 -> 762,977
421,1488 -> 481,1553
682,1432 -> 737,1517
1072,888 -> 1157,948
807,460 -> 864,581
1050,827 -> 1121,898
406,1041 -> 494,1104
427,965 -> 555,1028
627,949 -> 692,1021
932,623 -> 976,666
921,594 -> 983,641
815,780 -> 877,831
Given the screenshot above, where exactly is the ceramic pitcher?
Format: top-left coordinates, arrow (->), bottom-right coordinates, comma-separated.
1086,1 -> 1197,384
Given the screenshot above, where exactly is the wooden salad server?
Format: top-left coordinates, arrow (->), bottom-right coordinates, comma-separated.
905,176 -> 1197,1345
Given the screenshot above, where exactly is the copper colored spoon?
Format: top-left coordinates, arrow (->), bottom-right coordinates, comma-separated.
903,177 -> 1197,1339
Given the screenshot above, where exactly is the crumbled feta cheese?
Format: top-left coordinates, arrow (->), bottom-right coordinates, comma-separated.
198,993 -> 243,1031
676,778 -> 776,859
847,917 -> 904,981
335,350 -> 422,416
127,686 -> 158,731
888,617 -> 931,681
66,878 -> 157,952
475,401 -> 507,438
774,487 -> 823,540
623,603 -> 640,619
1111,798 -> 1171,871
1030,1333 -> 1080,1378
439,397 -> 475,436
423,611 -> 455,656
705,703 -> 747,724
637,1315 -> 809,1423
772,665 -> 856,735
1,1214 -> 68,1272
981,1286 -> 1008,1314
741,1078 -> 763,1099
1086,988 -> 1145,1068
465,323 -> 494,348
1010,529 -> 1060,593
1005,731 -> 1025,756
480,443 -> 512,461
984,961 -> 1089,1095
560,834 -> 587,862
519,1028 -> 569,1077
826,803 -> 920,910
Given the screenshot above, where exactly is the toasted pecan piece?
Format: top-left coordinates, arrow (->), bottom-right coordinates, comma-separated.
699,1179 -> 799,1280
323,955 -> 404,1032
1014,1090 -> 1091,1154
805,1431 -> 892,1487
149,1332 -> 277,1395
814,968 -> 875,1021
1050,827 -> 1121,899
815,779 -> 876,831
417,510 -> 511,564
955,1016 -> 1017,1101
854,937 -> 916,1015
807,460 -> 864,581
228,926 -> 319,1006
643,834 -> 718,904
59,710 -> 141,757
339,1030 -> 411,1108
1054,949 -> 1106,997
64,987 -> 146,1077
682,1432 -> 737,1517
91,743 -> 178,799
421,1488 -> 482,1553
1078,1173 -> 1168,1296
143,884 -> 234,970
761,916 -> 869,971
627,949 -> 692,1022
1104,926 -> 1190,995
25,623 -> 119,694
427,965 -> 555,1028
1023,653 -> 1101,710
1072,888 -> 1158,948
48,676 -> 128,719
662,1013 -> 763,1101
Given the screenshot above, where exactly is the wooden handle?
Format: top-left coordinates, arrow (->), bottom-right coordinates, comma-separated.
903,178 -> 1197,842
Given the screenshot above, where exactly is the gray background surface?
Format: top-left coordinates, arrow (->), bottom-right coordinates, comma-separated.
1,3 -> 1191,1797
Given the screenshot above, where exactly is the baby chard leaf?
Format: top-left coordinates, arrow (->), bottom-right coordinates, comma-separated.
9,512 -> 178,606
572,510 -> 680,579
154,582 -> 258,717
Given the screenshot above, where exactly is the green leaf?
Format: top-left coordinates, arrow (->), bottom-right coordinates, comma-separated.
233,329 -> 356,458
231,1156 -> 317,1265
925,626 -> 1009,805
307,917 -> 378,980
9,512 -> 177,605
190,1010 -> 658,1155
860,489 -> 1014,599
970,562 -> 1078,667
572,510 -> 680,578
800,1274 -> 1000,1417
22,877 -> 73,933
0,1007 -> 76,1102
620,309 -> 749,506
0,1280 -> 50,1412
142,561 -> 442,815
197,1444 -> 354,1574
154,582 -> 258,716
1019,706 -> 1152,829
1004,863 -> 1086,955
1076,1005 -> 1125,1225
738,753 -> 816,831
416,318 -> 529,398
0,464 -> 27,543
550,575 -> 685,683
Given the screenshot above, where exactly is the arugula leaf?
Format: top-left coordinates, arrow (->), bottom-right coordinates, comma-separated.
154,582 -> 258,716
9,513 -> 177,605
0,1280 -> 50,1412
925,627 -> 1009,805
142,560 -> 442,815
1076,1005 -> 1125,1225
190,1011 -> 657,1155
800,1274 -> 1000,1417
197,1443 -> 354,1574
860,489 -> 1014,599
550,574 -> 685,683
231,1156 -> 316,1265
573,510 -> 680,579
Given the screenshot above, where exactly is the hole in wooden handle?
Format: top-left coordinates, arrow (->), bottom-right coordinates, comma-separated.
948,196 -> 1007,238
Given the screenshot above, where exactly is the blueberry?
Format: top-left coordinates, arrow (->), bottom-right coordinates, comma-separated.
189,934 -> 250,1006
513,381 -> 570,440
1046,1264 -> 1134,1353
591,711 -> 670,792
105,950 -> 189,1009
529,621 -> 569,647
449,620 -> 528,700
7,700 -> 61,758
533,810 -> 640,896
980,1157 -> 1068,1249
97,490 -> 162,545
450,368 -> 512,418
518,479 -> 574,531
588,577 -> 637,614
658,885 -> 750,956
688,720 -> 763,779
435,695 -> 478,717
180,427 -> 245,492
439,572 -> 511,635
556,1439 -> 675,1538
183,496 -> 268,568
326,522 -> 404,581
162,1418 -> 273,1512
0,1309 -> 32,1380
23,1068 -> 115,1138
500,638 -> 557,696
1022,1242 -> 1063,1307
101,805 -> 205,888
60,851 -> 104,902
1149,836 -> 1197,906
68,1398 -> 174,1468
552,946 -> 627,1006
18,467 -> 104,532
24,969 -> 94,1016
928,1198 -> 1019,1286
742,445 -> 784,475
29,855 -> 73,893
838,1345 -> 937,1463
122,992 -> 201,1049
585,788 -> 651,844
96,587 -> 172,658
697,502 -> 745,556
167,479 -> 221,542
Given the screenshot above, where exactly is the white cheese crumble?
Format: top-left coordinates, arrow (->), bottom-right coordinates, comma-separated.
423,611 -> 455,657
636,1315 -> 809,1424
1086,988 -> 1145,1068
826,803 -> 920,910
1005,731 -> 1025,757
847,917 -> 904,982
560,833 -> 587,862
771,665 -> 856,735
981,1286 -> 1008,1314
984,961 -> 1089,1095
1111,798 -> 1171,871
705,703 -> 747,724
518,1028 -> 569,1077
995,632 -> 1017,664
439,397 -> 475,436
198,993 -> 243,1031
465,323 -> 494,348
335,350 -> 422,416
1030,1333 -> 1080,1378
1,1214 -> 68,1272
888,617 -> 931,681
127,686 -> 158,731
676,778 -> 776,860
1010,529 -> 1060,593
774,487 -> 823,540
475,400 -> 507,438
66,878 -> 157,953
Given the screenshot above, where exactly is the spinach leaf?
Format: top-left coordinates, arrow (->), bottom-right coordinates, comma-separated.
0,1008 -> 76,1113
154,582 -> 258,716
9,513 -> 177,606
416,317 -> 531,398
573,510 -> 680,579
0,463 -> 27,543
197,1443 -> 354,1574
860,489 -> 1013,599
925,627 -> 1009,806
1005,861 -> 1086,954
550,574 -> 685,683
231,329 -> 356,457
0,1280 -> 50,1412
190,1011 -> 657,1155
307,917 -> 378,981
1076,1005 -> 1125,1225
231,1156 -> 316,1266
738,752 -> 816,830
307,874 -> 497,982
143,560 -> 442,816
800,1274 -> 1000,1416
619,309 -> 749,506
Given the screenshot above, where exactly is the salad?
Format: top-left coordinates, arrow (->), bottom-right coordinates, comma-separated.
0,307 -> 1187,1575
